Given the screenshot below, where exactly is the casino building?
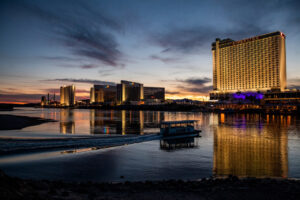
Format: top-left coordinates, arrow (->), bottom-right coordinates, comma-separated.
117,80 -> 144,104
210,31 -> 286,100
60,85 -> 75,106
90,85 -> 117,104
89,80 -> 165,105
144,87 -> 165,101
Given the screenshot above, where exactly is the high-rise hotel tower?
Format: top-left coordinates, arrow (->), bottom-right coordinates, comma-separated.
60,85 -> 75,106
210,31 -> 286,99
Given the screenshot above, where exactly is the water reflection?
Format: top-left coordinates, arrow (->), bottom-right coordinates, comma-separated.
60,109 -> 75,134
160,137 -> 198,151
4,108 -> 300,180
213,113 -> 289,178
90,110 -> 118,134
89,110 -> 164,135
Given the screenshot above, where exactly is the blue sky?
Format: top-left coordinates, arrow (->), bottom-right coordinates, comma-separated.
1,0 -> 300,102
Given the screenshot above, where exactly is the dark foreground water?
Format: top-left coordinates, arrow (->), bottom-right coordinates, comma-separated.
1,108 -> 300,181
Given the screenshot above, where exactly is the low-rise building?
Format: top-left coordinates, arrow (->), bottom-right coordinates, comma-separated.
144,87 -> 165,101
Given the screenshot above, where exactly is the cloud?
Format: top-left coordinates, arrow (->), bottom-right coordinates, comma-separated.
288,77 -> 300,90
151,24 -> 269,54
149,0 -> 300,54
177,77 -> 211,86
43,78 -> 116,86
17,0 -> 124,67
38,56 -> 81,62
0,93 -> 45,103
178,85 -> 213,93
0,90 -> 89,103
42,88 -> 89,94
98,69 -> 115,77
165,90 -> 181,95
175,77 -> 212,94
80,64 -> 98,69
150,55 -> 181,63
150,27 -> 213,54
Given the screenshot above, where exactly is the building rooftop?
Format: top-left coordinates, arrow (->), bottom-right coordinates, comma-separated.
212,31 -> 284,50
120,80 -> 143,86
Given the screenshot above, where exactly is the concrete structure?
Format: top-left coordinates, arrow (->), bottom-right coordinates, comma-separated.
117,80 -> 144,104
211,31 -> 286,99
60,85 -> 75,106
90,85 -> 117,104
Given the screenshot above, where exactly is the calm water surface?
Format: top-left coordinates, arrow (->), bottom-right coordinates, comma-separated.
1,107 -> 300,181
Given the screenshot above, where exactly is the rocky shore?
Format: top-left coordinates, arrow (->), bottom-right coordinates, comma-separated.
0,114 -> 55,130
0,170 -> 299,200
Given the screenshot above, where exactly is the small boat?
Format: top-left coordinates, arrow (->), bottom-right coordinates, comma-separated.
160,120 -> 201,139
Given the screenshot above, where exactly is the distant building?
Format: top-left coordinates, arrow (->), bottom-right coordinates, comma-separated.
90,87 -> 95,103
41,96 -> 47,106
90,85 -> 117,104
144,87 -> 165,101
60,85 -> 75,106
117,80 -> 144,104
210,31 -> 286,100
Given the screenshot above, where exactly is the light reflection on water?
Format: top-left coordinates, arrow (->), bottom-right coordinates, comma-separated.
1,107 -> 300,180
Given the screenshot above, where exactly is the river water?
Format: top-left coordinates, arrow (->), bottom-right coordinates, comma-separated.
0,107 -> 300,181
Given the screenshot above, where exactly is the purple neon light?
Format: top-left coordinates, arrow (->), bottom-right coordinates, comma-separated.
232,92 -> 264,100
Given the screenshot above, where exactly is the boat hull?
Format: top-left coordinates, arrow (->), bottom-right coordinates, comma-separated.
161,131 -> 201,140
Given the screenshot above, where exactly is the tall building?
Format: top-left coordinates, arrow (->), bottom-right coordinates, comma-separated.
90,85 -> 117,104
60,85 -> 75,106
90,87 -> 95,103
117,80 -> 144,104
41,96 -> 47,106
211,31 -> 286,99
144,87 -> 165,101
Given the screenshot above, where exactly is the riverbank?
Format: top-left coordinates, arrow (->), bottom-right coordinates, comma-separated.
0,115 -> 55,130
0,170 -> 299,200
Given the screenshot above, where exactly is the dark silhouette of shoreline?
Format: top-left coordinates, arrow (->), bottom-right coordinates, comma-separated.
0,169 -> 299,200
0,115 -> 55,130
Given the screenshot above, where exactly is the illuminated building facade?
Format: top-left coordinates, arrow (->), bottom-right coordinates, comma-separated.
90,85 -> 117,104
60,85 -> 75,106
41,96 -> 47,106
117,80 -> 144,104
211,31 -> 286,100
144,87 -> 165,101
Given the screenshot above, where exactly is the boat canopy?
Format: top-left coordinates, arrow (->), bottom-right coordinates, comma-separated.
160,120 -> 198,133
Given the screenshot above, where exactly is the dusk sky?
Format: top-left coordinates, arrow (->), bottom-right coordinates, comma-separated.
1,0 -> 300,103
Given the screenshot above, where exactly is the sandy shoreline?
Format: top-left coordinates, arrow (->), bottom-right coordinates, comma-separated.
0,134 -> 160,155
0,170 -> 299,200
0,114 -> 55,130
